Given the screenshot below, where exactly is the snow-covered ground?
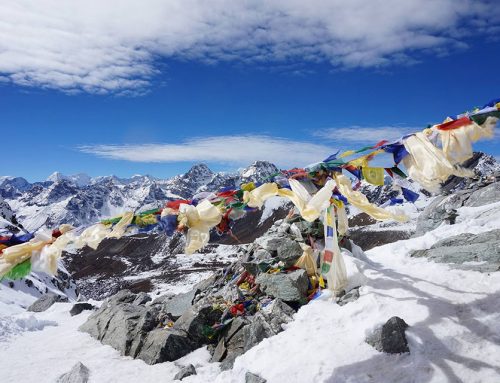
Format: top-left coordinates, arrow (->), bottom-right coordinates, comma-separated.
1,201 -> 500,382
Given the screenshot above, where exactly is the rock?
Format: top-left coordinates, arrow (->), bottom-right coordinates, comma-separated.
137,329 -> 196,364
79,290 -> 158,359
464,182 -> 500,207
348,212 -> 377,227
173,303 -> 224,345
415,190 -> 472,235
291,220 -> 323,238
255,235 -> 287,252
243,299 -> 295,352
348,229 -> 412,251
245,371 -> 267,383
366,316 -> 409,354
276,238 -> 303,267
337,287 -> 360,306
252,249 -> 273,262
211,317 -> 249,370
153,289 -> 198,320
70,303 -> 95,316
256,269 -> 309,302
56,362 -> 90,383
288,223 -> 304,241
410,229 -> 500,272
174,364 -> 197,381
132,292 -> 152,305
28,293 -> 68,312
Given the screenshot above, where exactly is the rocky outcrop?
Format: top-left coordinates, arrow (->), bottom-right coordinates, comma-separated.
410,229 -> 500,272
416,181 -> 500,236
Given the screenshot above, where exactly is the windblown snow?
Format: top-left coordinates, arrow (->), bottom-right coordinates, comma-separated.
1,198 -> 500,382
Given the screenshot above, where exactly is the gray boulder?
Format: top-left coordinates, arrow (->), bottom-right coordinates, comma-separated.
153,288 -> 199,320
464,182 -> 500,207
174,364 -> 197,381
28,293 -> 68,312
255,235 -> 287,252
70,303 -> 95,316
410,229 -> 500,272
276,238 -> 303,267
136,329 -> 196,365
173,303 -> 224,345
132,292 -> 152,305
79,290 -> 158,359
337,287 -> 360,306
57,362 -> 89,383
256,269 -> 309,302
415,191 -> 471,236
245,371 -> 267,383
366,316 -> 409,354
211,317 -> 249,370
243,299 -> 295,352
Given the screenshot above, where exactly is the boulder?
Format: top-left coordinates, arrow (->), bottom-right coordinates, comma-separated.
28,293 -> 68,312
245,372 -> 267,383
56,362 -> 89,383
256,270 -> 309,302
136,329 -> 196,364
132,292 -> 152,305
415,191 -> 471,236
464,182 -> 500,207
79,290 -> 158,358
173,303 -> 224,345
276,239 -> 303,267
410,229 -> 500,272
255,235 -> 287,252
211,317 -> 249,370
337,287 -> 360,306
174,364 -> 197,381
243,299 -> 295,352
153,288 -> 199,320
366,316 -> 409,354
70,303 -> 95,316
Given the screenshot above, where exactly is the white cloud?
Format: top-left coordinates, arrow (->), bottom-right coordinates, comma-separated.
79,135 -> 336,168
315,125 -> 418,143
0,0 -> 498,93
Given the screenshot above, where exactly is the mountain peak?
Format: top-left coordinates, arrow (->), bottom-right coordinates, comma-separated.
240,161 -> 279,183
185,163 -> 214,179
47,172 -> 91,187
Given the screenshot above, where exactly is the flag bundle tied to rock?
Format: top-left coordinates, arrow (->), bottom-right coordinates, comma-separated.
0,97 -> 498,290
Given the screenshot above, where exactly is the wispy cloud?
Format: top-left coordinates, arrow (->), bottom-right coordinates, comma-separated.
314,125 -> 418,143
0,0 -> 498,94
79,135 -> 337,168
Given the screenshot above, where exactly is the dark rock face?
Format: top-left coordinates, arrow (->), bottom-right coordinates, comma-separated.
337,287 -> 360,306
348,229 -> 412,251
27,293 -> 68,312
70,303 -> 95,316
173,303 -> 224,345
410,229 -> 500,272
211,317 -> 249,370
56,362 -> 90,383
174,364 -> 197,381
366,316 -> 410,354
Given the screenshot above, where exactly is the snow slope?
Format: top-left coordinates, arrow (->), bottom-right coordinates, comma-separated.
1,201 -> 500,382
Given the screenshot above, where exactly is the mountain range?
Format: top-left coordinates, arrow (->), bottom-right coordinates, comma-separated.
0,161 -> 280,232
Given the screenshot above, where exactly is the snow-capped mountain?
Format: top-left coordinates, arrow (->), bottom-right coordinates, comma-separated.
0,161 -> 282,232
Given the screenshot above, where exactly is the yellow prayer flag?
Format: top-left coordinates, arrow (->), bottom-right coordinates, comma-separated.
362,167 -> 385,186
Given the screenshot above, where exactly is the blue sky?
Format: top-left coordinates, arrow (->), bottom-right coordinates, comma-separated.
1,1 -> 499,181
